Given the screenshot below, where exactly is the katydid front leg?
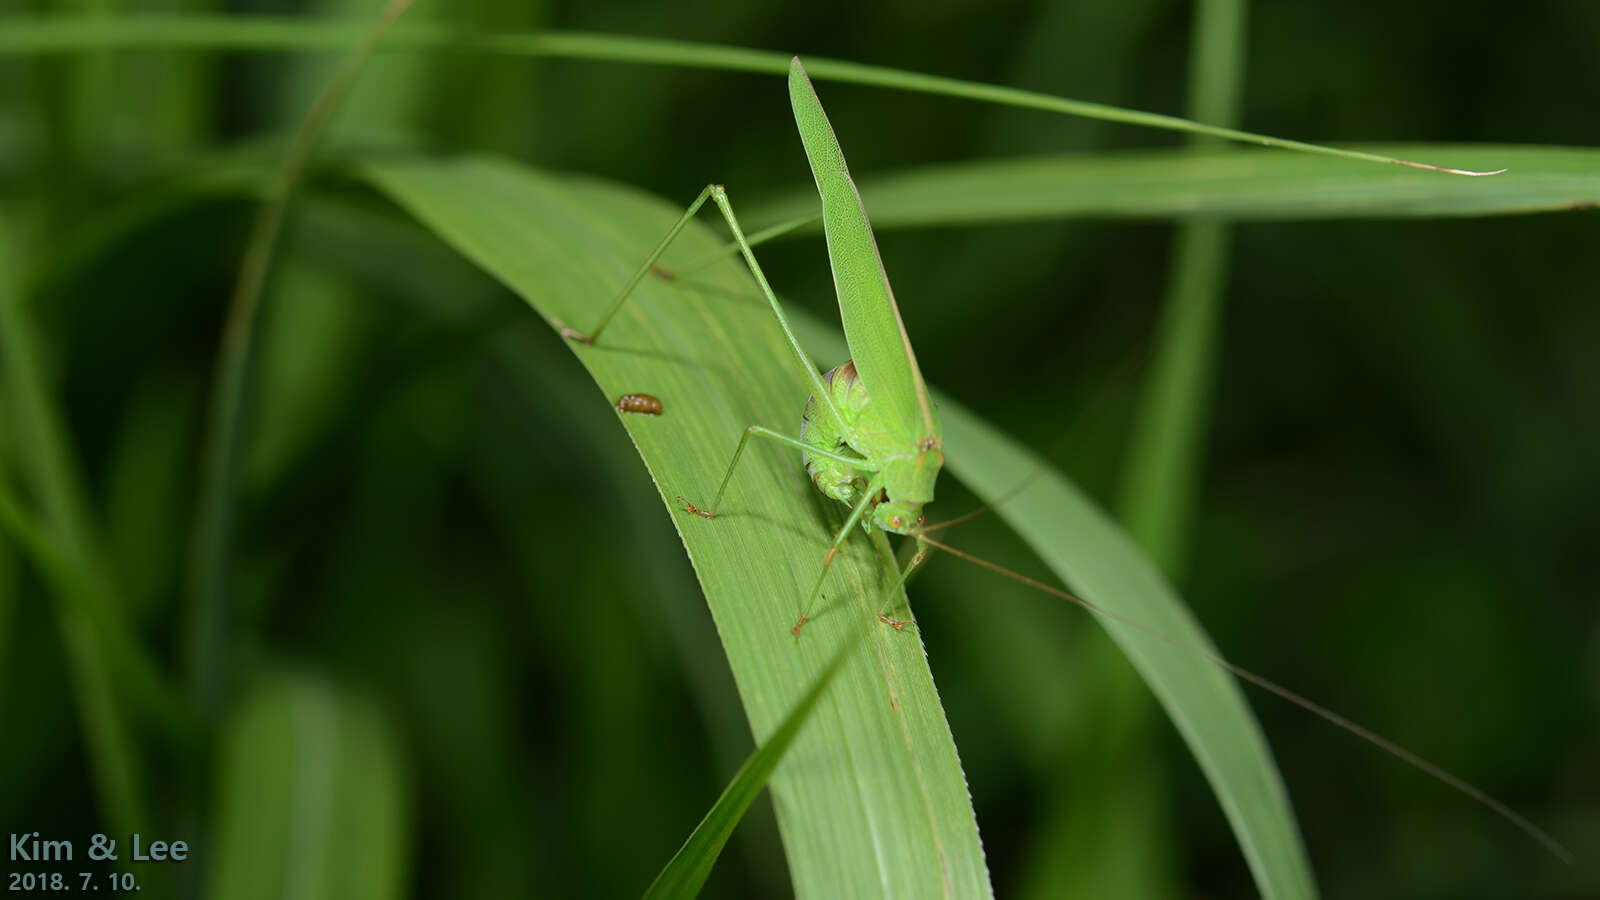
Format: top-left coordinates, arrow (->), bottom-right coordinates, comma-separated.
876,537 -> 930,633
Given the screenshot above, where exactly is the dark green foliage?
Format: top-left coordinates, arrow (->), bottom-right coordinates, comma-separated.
1,4 -> 1596,898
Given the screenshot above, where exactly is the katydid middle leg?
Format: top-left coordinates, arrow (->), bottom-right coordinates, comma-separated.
876,537 -> 930,631
783,471 -> 885,634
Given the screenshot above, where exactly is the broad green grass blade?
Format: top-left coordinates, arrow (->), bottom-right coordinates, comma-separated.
941,396 -> 1315,900
784,317 -> 1317,900
749,145 -> 1600,229
357,150 -> 1316,896
789,59 -> 936,447
359,155 -> 994,899
206,673 -> 409,900
644,634 -> 857,899
0,15 -> 1498,172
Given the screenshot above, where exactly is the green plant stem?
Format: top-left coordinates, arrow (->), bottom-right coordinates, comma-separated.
1118,223 -> 1229,578
0,15 -> 1500,174
0,217 -> 150,838
1119,0 -> 1247,580
1112,0 -> 1260,891
186,0 -> 414,719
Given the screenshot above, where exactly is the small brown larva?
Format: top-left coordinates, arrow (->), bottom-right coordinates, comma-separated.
615,393 -> 664,415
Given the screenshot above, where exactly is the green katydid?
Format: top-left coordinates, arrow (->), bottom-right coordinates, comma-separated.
561,57 -> 944,635
557,57 -> 1569,861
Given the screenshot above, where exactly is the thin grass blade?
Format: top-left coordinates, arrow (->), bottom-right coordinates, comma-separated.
643,634 -> 857,899
747,146 -> 1600,230
0,15 -> 1504,173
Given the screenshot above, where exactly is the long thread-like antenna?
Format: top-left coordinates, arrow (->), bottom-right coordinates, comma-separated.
917,470 -> 1042,535
910,531 -> 1574,863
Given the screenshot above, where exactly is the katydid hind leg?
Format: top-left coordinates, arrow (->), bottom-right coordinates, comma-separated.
702,186 -> 852,438
562,184 -> 851,441
554,185 -> 716,344
791,473 -> 884,635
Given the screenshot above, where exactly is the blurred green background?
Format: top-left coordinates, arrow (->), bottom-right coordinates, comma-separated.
1,0 -> 1596,897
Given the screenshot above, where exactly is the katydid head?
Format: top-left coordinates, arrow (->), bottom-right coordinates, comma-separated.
873,445 -> 944,535
871,496 -> 925,534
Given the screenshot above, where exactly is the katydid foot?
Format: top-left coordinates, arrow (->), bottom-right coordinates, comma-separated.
878,613 -> 913,632
549,316 -> 593,345
677,496 -> 715,519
